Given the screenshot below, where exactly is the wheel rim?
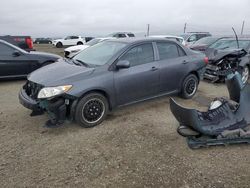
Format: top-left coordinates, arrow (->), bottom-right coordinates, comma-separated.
242,66 -> 249,84
185,79 -> 197,96
82,98 -> 105,124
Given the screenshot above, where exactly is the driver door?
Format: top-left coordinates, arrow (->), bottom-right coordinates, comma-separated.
114,43 -> 160,106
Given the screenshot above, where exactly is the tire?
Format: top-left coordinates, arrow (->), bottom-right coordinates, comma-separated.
77,42 -> 83,45
56,42 -> 63,48
180,74 -> 198,99
75,93 -> 109,128
241,65 -> 249,84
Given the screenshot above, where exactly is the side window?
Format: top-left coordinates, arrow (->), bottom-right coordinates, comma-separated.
71,36 -> 79,39
156,42 -> 180,60
120,43 -> 154,66
0,43 -> 15,55
188,35 -> 197,42
177,46 -> 186,57
118,34 -> 126,38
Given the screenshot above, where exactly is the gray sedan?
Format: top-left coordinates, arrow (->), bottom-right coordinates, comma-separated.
19,38 -> 207,128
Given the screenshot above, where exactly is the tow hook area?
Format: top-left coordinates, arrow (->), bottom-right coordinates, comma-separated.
40,98 -> 67,128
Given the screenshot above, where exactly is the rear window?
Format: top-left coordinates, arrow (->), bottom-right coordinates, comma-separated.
156,42 -> 185,60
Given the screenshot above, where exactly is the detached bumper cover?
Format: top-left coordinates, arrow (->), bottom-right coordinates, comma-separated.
19,88 -> 40,111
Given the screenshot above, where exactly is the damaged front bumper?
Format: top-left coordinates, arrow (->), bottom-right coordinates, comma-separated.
19,87 -> 77,127
204,64 -> 233,82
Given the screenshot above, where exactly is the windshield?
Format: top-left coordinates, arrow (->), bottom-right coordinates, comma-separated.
194,37 -> 219,45
180,34 -> 190,40
209,39 -> 250,50
73,41 -> 127,66
85,38 -> 102,46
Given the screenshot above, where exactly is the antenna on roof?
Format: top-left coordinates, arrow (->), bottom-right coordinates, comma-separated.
232,27 -> 239,49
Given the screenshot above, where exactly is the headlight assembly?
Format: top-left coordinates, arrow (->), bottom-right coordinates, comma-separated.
37,85 -> 72,99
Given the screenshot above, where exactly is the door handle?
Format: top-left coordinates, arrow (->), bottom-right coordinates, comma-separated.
151,66 -> 158,71
182,60 -> 189,64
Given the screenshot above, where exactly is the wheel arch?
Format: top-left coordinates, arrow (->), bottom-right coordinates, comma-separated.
79,89 -> 112,111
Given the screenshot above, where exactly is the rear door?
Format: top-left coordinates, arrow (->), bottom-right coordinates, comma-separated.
0,42 -> 31,77
114,43 -> 160,106
156,42 -> 189,93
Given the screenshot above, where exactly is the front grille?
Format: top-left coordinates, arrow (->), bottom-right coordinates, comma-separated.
24,81 -> 43,100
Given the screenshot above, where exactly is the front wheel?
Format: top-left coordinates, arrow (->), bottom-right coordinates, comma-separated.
56,42 -> 63,48
180,74 -> 198,99
75,93 -> 109,128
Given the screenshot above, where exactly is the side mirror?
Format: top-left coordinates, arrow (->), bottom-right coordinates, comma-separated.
116,60 -> 130,69
12,50 -> 21,57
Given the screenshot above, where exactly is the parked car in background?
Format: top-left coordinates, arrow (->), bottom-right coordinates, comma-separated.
204,37 -> 250,84
190,36 -> 228,52
64,37 -> 115,58
0,35 -> 34,51
52,36 -> 85,48
19,38 -> 207,128
180,32 -> 212,46
150,35 -> 185,45
34,38 -> 52,44
108,32 -> 135,38
0,40 -> 61,79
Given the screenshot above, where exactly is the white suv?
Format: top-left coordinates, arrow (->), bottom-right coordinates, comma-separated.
52,36 -> 85,48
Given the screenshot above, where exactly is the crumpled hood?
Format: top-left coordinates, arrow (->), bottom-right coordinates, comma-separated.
28,59 -> 95,86
205,48 -> 247,63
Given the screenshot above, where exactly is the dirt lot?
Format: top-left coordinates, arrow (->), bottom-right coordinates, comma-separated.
1,44 -> 250,188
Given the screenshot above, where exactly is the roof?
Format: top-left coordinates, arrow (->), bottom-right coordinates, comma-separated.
149,35 -> 184,39
107,37 -> 179,44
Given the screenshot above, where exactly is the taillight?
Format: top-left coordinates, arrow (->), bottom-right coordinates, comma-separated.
26,38 -> 33,49
204,57 -> 209,64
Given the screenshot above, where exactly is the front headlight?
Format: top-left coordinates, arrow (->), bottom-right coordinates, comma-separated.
38,85 -> 72,99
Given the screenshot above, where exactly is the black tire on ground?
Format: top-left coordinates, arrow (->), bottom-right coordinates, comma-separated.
77,42 -> 83,45
180,74 -> 199,99
240,65 -> 249,84
56,42 -> 63,48
75,93 -> 109,128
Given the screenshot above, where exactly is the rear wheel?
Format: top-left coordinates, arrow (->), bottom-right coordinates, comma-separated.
77,42 -> 83,45
56,42 -> 63,48
75,93 -> 109,128
180,74 -> 198,99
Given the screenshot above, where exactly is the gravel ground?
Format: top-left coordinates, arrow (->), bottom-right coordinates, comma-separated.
0,44 -> 250,188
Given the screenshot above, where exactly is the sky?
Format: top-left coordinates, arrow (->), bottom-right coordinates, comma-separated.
0,0 -> 250,38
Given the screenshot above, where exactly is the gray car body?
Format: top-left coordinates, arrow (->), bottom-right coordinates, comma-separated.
28,38 -> 206,110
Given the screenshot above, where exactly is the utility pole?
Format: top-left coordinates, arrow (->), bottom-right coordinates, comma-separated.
147,24 -> 150,36
241,20 -> 245,35
184,23 -> 187,33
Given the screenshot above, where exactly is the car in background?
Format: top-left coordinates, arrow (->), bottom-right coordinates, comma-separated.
150,35 -> 185,45
0,35 -> 34,51
108,32 -> 135,38
64,37 -> 115,58
204,37 -> 250,83
34,38 -> 52,44
0,40 -> 61,79
190,36 -> 228,52
52,36 -> 85,48
19,38 -> 207,128
180,32 -> 212,46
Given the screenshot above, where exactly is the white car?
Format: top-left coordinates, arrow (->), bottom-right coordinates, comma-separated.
150,35 -> 186,46
52,36 -> 85,48
64,37 -> 115,58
